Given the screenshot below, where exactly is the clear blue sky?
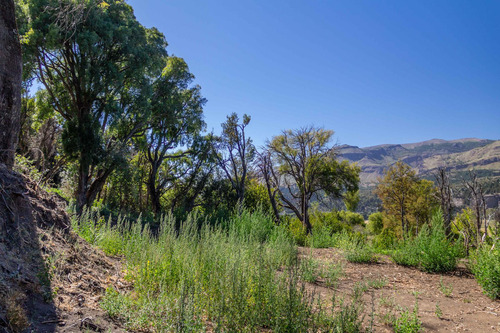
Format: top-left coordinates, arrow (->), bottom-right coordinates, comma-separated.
128,0 -> 500,148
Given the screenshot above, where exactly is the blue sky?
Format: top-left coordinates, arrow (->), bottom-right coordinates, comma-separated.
128,0 -> 500,148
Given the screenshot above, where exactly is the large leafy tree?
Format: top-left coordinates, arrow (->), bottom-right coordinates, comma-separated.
267,127 -> 359,234
0,0 -> 22,169
139,56 -> 206,215
21,0 -> 167,211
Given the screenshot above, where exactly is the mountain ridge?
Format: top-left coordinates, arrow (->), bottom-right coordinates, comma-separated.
338,138 -> 500,188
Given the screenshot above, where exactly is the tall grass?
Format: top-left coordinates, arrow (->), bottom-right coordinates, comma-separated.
73,209 -> 365,331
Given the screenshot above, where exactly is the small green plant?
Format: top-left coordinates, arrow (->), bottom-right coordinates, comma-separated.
435,302 -> 442,319
392,298 -> 422,333
379,294 -> 395,308
300,255 -> 319,283
321,263 -> 344,288
345,244 -> 378,264
470,241 -> 500,299
366,277 -> 387,289
439,277 -> 453,297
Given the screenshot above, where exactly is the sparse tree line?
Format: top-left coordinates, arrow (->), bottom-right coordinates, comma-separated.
3,0 -> 360,233
3,0 -> 498,241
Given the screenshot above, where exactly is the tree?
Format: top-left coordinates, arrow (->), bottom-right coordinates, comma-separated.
267,127 -> 359,234
21,0 -> 168,211
0,0 -> 22,169
140,56 -> 206,215
255,150 -> 281,224
464,170 -> 487,244
344,189 -> 360,212
410,179 -> 438,234
376,161 -> 437,237
216,113 -> 255,205
435,167 -> 453,237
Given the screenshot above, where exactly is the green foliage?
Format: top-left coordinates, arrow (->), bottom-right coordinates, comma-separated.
244,178 -> 277,215
300,255 -> 319,283
373,228 -> 397,250
367,212 -> 384,235
338,210 -> 365,226
345,243 -> 378,264
392,211 -> 463,273
470,240 -> 500,299
287,217 -> 309,246
392,302 -> 422,333
320,263 -> 344,288
75,210 -> 364,331
267,127 -> 360,234
376,161 -> 438,236
439,277 -> 453,297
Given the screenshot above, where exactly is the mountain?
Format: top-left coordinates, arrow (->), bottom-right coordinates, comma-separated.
338,138 -> 500,215
339,138 -> 500,188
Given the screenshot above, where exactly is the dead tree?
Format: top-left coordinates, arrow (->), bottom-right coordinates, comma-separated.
0,0 -> 22,169
255,150 -> 281,224
464,170 -> 487,244
435,167 -> 453,237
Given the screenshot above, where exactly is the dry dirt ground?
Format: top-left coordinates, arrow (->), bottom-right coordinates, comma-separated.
298,247 -> 500,333
0,164 -> 128,332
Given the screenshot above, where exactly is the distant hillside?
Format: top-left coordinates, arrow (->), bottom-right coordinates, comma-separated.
339,138 -> 500,216
339,138 -> 500,188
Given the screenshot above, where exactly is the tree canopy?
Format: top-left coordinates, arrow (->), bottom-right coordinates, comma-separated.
266,127 -> 360,234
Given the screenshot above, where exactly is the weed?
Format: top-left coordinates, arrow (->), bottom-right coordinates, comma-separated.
345,244 -> 378,264
77,209 -> 366,331
470,240 -> 500,299
366,277 -> 388,289
392,297 -> 422,333
321,262 -> 344,288
392,211 -> 463,273
300,255 -> 319,283
439,277 -> 453,297
435,302 -> 442,319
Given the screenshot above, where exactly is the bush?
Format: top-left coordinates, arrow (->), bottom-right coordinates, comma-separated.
338,210 -> 365,226
345,238 -> 378,264
392,211 -> 463,273
308,225 -> 335,248
470,241 -> 500,299
367,212 -> 384,235
373,228 -> 397,250
287,217 -> 308,246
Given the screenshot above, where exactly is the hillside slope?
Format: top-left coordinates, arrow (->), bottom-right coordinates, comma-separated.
0,164 -> 126,332
339,138 -> 500,187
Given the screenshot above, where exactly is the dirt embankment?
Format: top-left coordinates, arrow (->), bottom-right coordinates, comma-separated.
0,164 -> 127,332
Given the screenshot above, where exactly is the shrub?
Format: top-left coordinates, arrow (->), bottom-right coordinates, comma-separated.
392,211 -> 463,273
309,225 -> 335,248
339,210 -> 365,226
470,241 -> 500,299
345,242 -> 378,264
287,217 -> 308,246
367,212 -> 384,235
373,228 -> 397,250
77,209 -> 366,331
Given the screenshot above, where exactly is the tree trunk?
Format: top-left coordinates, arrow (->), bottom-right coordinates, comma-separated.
76,161 -> 89,213
147,165 -> 161,215
0,0 -> 22,169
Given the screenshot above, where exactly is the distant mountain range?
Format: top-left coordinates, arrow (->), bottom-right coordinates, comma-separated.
339,138 -> 500,188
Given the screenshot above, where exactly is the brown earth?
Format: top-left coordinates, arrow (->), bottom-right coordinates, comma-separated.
0,164 -> 128,332
298,247 -> 500,332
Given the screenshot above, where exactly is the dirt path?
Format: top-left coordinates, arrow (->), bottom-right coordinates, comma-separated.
298,247 -> 500,332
